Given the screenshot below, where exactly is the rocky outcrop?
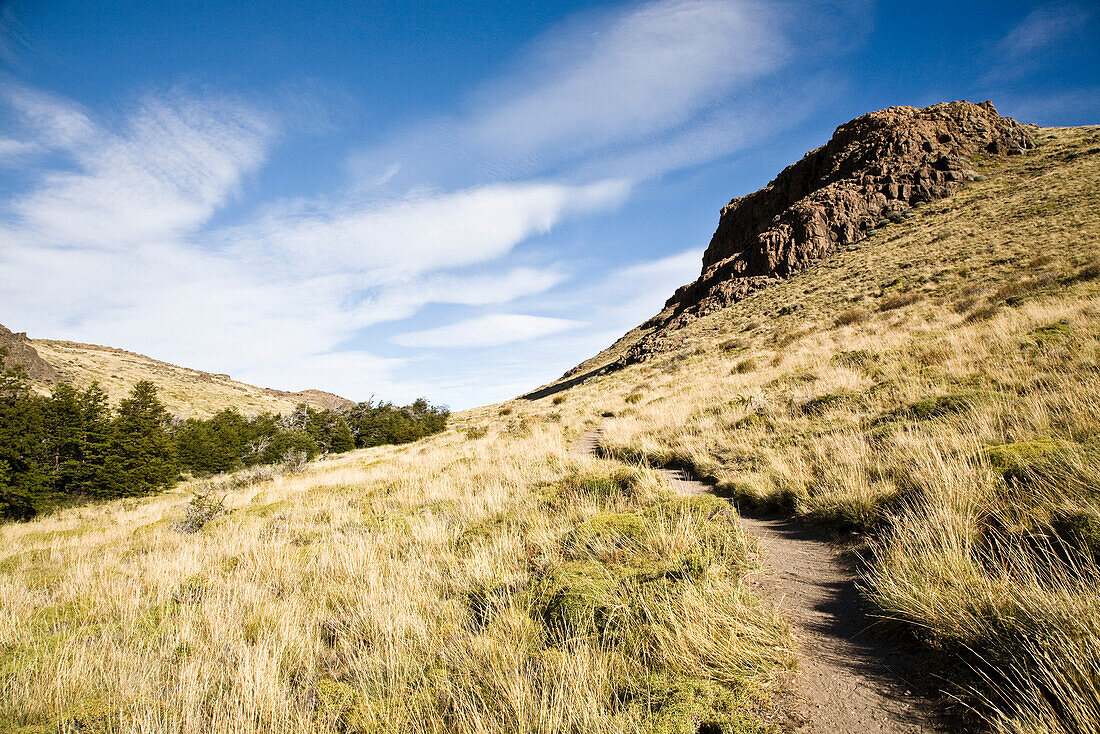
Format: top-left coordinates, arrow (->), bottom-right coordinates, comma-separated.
582,101 -> 1035,373
531,101 -> 1039,394
668,101 -> 1034,321
0,323 -> 59,383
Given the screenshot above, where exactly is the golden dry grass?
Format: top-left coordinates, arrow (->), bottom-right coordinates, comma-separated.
0,424 -> 791,733
531,125 -> 1100,733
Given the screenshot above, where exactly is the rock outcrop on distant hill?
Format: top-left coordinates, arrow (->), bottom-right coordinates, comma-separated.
664,101 -> 1035,323
524,101 -> 1038,398
265,388 -> 356,412
0,323 -> 59,383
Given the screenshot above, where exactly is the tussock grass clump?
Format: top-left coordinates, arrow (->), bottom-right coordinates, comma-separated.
886,389 -> 1004,422
834,307 -> 870,326
879,291 -> 924,311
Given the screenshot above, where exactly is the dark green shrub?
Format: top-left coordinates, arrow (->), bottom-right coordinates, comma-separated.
0,346 -> 447,521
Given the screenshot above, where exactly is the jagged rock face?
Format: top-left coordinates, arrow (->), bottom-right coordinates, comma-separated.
0,323 -> 59,384
665,101 -> 1035,320
534,101 -> 1039,394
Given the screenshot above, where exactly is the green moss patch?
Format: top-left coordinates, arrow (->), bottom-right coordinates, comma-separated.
620,673 -> 764,734
882,390 -> 1003,422
534,560 -> 623,640
984,438 -> 1067,482
543,464 -> 642,508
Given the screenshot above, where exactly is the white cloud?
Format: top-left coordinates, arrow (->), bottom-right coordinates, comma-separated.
9,94 -> 274,247
393,314 -> 584,349
350,0 -> 825,188
0,137 -> 38,162
3,84 -> 96,149
467,0 -> 786,164
540,248 -> 703,327
351,267 -> 568,327
229,178 -> 629,280
998,3 -> 1093,57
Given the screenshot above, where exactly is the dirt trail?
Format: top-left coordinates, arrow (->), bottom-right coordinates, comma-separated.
572,427 -> 950,733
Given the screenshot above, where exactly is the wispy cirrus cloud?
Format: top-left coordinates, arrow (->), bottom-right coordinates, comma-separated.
3,85 -> 96,149
466,0 -> 786,167
391,250 -> 706,408
352,0 -> 843,188
393,314 -> 584,349
351,267 -> 569,328
998,3 -> 1093,58
228,178 -> 629,281
8,93 -> 274,246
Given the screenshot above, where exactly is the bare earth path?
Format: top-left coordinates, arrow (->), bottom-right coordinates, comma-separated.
573,428 -> 951,733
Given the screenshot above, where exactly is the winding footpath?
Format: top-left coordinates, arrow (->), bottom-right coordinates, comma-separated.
573,427 -> 950,733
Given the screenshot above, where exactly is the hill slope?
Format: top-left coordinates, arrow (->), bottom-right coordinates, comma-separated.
503,119 -> 1099,731
1,325 -> 353,418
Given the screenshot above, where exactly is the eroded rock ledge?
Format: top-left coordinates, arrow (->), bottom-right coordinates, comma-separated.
0,323 -> 59,384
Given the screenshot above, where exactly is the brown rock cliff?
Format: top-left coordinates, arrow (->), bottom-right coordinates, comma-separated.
620,101 -> 1034,368
538,101 -> 1037,393
0,323 -> 60,383
672,100 -> 1035,320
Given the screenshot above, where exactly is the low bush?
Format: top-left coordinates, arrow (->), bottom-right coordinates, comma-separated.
879,291 -> 924,311
176,491 -> 226,534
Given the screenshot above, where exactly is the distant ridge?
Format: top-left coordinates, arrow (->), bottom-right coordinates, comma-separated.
1,322 -> 353,418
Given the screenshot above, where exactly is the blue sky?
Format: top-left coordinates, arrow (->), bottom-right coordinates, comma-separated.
1,1 -> 1097,409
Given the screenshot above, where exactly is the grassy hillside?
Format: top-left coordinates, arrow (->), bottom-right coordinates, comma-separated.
30,339 -> 352,419
528,124 -> 1100,732
1,125 -> 1096,733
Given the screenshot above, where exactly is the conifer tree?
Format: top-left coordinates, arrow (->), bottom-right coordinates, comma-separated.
0,348 -> 48,519
96,380 -> 178,497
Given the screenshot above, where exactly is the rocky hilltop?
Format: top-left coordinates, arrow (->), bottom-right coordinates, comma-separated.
676,101 -> 1034,316
0,323 -> 59,383
540,101 -> 1037,391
